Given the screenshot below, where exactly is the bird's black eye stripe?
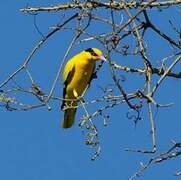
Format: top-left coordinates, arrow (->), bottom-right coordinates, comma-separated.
85,48 -> 98,56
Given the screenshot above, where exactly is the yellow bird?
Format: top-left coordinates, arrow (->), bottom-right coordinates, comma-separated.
61,48 -> 106,128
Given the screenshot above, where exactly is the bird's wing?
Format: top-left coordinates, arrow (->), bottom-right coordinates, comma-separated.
61,61 -> 75,110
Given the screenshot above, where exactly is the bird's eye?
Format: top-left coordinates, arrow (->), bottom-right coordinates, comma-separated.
85,48 -> 98,56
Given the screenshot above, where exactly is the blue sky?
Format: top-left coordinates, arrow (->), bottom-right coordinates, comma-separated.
0,1 -> 180,180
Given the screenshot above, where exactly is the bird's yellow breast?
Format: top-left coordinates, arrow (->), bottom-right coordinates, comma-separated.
64,54 -> 95,99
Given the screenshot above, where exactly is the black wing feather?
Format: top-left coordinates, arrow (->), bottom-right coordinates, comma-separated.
61,66 -> 75,110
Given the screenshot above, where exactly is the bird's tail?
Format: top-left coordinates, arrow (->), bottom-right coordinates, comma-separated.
61,107 -> 77,128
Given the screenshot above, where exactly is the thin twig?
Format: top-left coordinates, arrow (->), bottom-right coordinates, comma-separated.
151,55 -> 181,97
0,13 -> 78,89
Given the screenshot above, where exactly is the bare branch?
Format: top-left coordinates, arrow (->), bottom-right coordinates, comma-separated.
20,0 -> 181,12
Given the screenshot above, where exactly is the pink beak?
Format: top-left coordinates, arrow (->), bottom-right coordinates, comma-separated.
96,55 -> 106,62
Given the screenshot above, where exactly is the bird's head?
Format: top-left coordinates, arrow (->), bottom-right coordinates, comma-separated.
84,48 -> 106,62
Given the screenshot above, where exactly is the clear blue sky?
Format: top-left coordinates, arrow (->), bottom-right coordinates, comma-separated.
0,1 -> 180,180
